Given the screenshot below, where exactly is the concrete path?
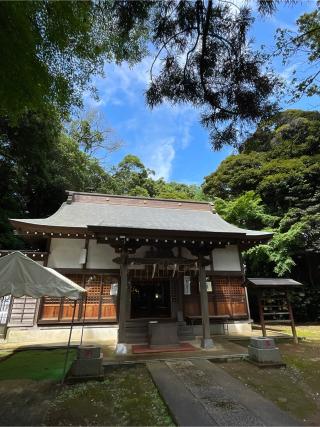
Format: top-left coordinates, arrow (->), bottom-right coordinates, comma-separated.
147,359 -> 300,426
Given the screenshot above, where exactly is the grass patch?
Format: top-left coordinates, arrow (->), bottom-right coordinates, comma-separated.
282,344 -> 320,394
0,349 -> 76,381
271,324 -> 320,341
251,324 -> 320,341
45,365 -> 174,426
221,341 -> 320,425
222,361 -> 317,421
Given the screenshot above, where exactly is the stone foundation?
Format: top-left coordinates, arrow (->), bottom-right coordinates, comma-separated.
192,320 -> 252,336
5,325 -> 118,345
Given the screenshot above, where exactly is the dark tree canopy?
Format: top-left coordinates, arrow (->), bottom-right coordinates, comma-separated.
203,109 -> 320,288
0,1 -> 146,121
0,0 -> 282,150
203,110 -> 320,211
143,0 -> 280,149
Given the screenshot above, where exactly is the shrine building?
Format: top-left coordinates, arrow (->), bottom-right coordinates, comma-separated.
1,191 -> 272,349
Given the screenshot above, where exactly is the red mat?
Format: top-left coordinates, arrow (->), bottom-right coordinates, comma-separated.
132,342 -> 197,354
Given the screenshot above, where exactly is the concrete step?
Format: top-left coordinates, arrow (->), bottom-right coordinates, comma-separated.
178,332 -> 195,340
124,320 -> 195,343
125,328 -> 148,343
126,337 -> 148,344
178,331 -> 194,335
178,325 -> 193,332
125,326 -> 148,334
125,331 -> 147,337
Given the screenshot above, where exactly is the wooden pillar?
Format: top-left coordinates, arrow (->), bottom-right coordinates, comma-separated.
287,292 -> 298,344
257,292 -> 267,337
126,280 -> 132,320
199,257 -> 214,349
176,275 -> 184,322
116,249 -> 128,354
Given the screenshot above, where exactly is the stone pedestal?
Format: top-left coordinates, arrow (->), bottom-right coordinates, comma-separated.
148,321 -> 179,348
70,345 -> 104,378
248,337 -> 283,364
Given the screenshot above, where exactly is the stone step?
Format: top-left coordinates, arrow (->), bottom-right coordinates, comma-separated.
178,325 -> 193,333
125,327 -> 147,334
179,329 -> 194,336
124,319 -> 195,344
178,332 -> 195,340
127,320 -> 191,326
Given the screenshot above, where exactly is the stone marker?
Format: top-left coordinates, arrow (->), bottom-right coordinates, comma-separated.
70,345 -> 104,378
148,321 -> 179,348
248,337 -> 283,364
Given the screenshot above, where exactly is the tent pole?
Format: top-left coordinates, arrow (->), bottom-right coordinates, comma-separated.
80,294 -> 87,346
61,300 -> 77,385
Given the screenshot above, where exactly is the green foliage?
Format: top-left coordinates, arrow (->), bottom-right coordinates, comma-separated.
109,154 -> 155,196
204,110 -> 320,215
0,1 -> 147,121
0,0 -> 280,149
204,110 -> 320,291
154,180 -> 207,201
203,153 -> 264,199
101,155 -> 207,201
0,111 -> 112,248
214,191 -> 278,230
246,221 -> 306,277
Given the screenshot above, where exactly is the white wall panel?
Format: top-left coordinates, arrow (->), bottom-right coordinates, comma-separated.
86,240 -> 118,269
212,245 -> 241,271
47,238 -> 85,268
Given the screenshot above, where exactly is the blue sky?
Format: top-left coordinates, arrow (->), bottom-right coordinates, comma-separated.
84,0 -> 318,185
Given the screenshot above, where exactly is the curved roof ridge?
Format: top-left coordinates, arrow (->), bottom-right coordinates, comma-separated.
10,202 -> 272,240
67,190 -> 212,206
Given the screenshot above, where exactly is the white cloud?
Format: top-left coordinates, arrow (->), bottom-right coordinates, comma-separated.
147,137 -> 176,180
90,56 -> 162,107
83,56 -> 203,181
280,63 -> 298,84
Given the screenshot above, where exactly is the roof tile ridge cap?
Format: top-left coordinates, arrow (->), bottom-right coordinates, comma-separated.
99,202 -> 213,212
68,190 -> 211,205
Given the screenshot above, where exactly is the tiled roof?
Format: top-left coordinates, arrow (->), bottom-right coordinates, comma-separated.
11,192 -> 272,239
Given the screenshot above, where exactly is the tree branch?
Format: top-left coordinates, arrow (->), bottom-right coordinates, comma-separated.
150,27 -> 197,81
199,0 -> 236,116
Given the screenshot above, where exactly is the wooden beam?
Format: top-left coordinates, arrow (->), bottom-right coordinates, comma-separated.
118,249 -> 128,346
287,292 -> 298,344
113,256 -> 210,266
257,292 -> 267,337
199,256 -> 214,348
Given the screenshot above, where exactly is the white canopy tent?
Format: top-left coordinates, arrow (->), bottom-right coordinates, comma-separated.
0,251 -> 86,382
0,251 -> 85,299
